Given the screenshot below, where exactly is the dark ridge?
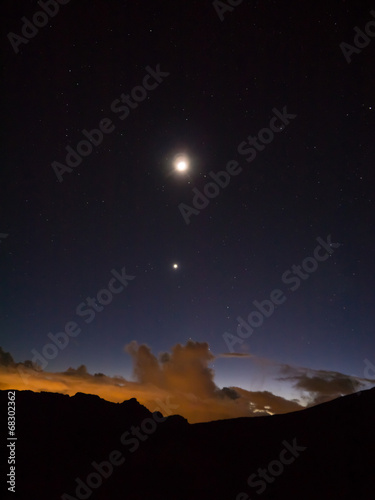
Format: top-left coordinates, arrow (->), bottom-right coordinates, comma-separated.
1,388 -> 374,499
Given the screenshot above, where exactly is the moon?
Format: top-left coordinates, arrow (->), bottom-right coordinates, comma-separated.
172,263 -> 179,269
173,154 -> 189,173
176,160 -> 188,171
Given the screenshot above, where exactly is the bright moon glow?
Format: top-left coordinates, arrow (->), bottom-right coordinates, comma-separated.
174,154 -> 189,173
173,263 -> 179,269
176,161 -> 187,171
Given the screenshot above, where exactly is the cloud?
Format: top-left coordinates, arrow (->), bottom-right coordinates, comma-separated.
125,340 -> 217,399
125,341 -> 163,385
232,387 -> 303,414
0,347 -> 16,367
0,346 -> 37,371
2,344 -> 371,423
218,352 -> 253,358
64,365 -> 89,376
1,343 -> 299,421
277,363 -> 374,405
218,387 -> 240,400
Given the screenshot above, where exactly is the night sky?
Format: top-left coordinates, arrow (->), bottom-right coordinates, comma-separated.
1,0 -> 375,420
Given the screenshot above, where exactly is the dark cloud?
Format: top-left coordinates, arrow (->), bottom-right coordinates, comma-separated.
217,387 -> 240,400
278,363 -> 372,405
0,347 -> 36,371
0,347 -> 15,367
64,365 -> 88,376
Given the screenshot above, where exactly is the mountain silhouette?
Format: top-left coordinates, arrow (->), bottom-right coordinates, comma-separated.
1,388 -> 374,499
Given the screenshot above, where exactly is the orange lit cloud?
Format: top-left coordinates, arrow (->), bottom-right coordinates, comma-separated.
1,344 -> 371,423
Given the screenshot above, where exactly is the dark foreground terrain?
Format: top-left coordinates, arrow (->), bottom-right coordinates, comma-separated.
1,388 -> 375,499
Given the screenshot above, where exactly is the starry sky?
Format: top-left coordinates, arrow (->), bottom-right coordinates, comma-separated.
1,0 -> 375,419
